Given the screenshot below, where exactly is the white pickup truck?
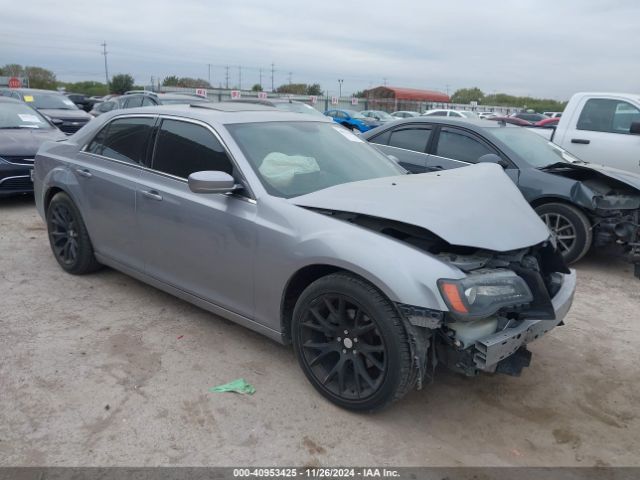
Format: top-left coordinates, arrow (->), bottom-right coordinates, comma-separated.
532,92 -> 640,173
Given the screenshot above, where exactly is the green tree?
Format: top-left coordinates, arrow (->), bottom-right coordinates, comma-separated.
353,90 -> 367,98
175,77 -> 211,88
0,63 -> 24,76
251,83 -> 263,92
306,83 -> 322,96
59,81 -> 108,96
162,75 -> 180,87
24,66 -> 57,89
275,83 -> 308,95
109,74 -> 135,94
450,87 -> 485,104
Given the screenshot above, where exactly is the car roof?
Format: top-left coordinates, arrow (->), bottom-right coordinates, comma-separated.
106,102 -> 334,125
1,88 -> 64,95
360,116 -> 520,138
0,96 -> 23,104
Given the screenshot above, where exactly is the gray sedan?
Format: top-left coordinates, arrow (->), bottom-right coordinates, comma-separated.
34,103 -> 575,411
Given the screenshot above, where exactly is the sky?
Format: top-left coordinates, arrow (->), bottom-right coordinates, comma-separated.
0,0 -> 638,100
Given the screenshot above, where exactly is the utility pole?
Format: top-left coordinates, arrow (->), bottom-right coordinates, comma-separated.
238,66 -> 242,90
101,41 -> 109,88
271,62 -> 275,92
338,79 -> 344,98
259,67 -> 263,89
382,77 -> 387,86
288,72 -> 292,84
225,66 -> 229,89
446,84 -> 450,97
208,64 -> 211,85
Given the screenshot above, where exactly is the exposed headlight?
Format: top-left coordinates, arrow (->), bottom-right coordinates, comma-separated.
437,270 -> 533,320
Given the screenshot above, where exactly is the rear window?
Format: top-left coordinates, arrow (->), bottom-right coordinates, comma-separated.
577,98 -> 640,134
86,117 -> 155,164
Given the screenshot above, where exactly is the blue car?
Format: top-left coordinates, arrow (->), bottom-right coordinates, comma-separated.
323,109 -> 381,132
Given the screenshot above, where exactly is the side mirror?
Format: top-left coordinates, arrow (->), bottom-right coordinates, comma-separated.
630,121 -> 640,135
478,153 -> 508,168
188,171 -> 239,194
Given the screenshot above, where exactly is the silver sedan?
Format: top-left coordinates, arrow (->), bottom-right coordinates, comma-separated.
34,103 -> 575,411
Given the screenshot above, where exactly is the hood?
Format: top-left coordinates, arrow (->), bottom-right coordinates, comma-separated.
290,163 -> 550,252
569,162 -> 640,191
0,128 -> 67,156
37,108 -> 92,120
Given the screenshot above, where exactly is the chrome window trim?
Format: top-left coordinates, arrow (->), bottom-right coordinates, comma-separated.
79,113 -> 257,202
0,174 -> 31,185
428,154 -> 471,165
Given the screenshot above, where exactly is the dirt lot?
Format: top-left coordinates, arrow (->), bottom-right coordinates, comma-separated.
1,195 -> 639,467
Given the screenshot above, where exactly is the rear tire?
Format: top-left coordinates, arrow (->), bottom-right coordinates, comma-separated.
535,202 -> 592,264
46,192 -> 101,275
292,272 -> 415,412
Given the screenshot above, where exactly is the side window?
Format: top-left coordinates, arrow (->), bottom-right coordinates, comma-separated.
388,128 -> 431,152
86,117 -> 155,164
577,98 -> 640,134
152,119 -> 233,179
436,128 -> 494,163
98,101 -> 115,112
449,112 -> 463,117
429,111 -> 447,117
368,129 -> 392,146
124,96 -> 143,108
141,97 -> 156,106
335,111 -> 346,119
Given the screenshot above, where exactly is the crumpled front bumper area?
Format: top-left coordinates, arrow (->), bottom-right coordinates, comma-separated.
473,269 -> 576,373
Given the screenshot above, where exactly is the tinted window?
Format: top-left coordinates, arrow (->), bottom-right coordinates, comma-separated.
388,128 -> 431,152
436,128 -> 493,163
124,96 -> 143,108
86,117 -> 155,164
449,111 -> 463,117
141,97 -> 156,106
368,129 -> 392,145
577,98 -> 640,134
427,110 -> 447,117
152,119 -> 233,178
97,101 -> 115,112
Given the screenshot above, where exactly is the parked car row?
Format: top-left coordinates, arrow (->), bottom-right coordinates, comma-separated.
3,92 -> 639,412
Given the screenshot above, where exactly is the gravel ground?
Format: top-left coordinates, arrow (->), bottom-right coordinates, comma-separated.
1,195 -> 639,467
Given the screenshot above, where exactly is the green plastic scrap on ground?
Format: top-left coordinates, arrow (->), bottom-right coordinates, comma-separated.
209,378 -> 256,395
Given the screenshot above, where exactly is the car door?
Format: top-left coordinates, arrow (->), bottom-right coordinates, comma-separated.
561,97 -> 640,173
76,115 -> 157,270
136,117 -> 257,318
368,125 -> 434,173
430,126 -> 518,182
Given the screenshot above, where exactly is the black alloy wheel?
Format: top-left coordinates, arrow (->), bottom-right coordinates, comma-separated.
46,192 -> 101,275
292,273 -> 415,411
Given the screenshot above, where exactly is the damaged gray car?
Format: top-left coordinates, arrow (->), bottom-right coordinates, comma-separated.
34,104 -> 576,411
362,118 -> 640,275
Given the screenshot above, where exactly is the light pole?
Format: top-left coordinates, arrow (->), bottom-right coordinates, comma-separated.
338,79 -> 344,99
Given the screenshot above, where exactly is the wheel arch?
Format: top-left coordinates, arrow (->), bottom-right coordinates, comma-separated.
280,264 -> 386,344
529,196 -> 593,222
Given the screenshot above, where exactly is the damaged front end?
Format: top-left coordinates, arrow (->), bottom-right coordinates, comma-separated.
306,204 -> 575,388
397,243 -> 575,385
542,164 -> 640,275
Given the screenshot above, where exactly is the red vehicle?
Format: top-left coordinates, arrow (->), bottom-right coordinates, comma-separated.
486,116 -> 533,126
535,117 -> 560,127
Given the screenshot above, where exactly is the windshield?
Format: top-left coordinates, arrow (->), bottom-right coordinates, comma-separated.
227,121 -> 405,198
27,93 -> 79,110
490,126 -> 581,167
371,111 -> 393,119
0,102 -> 53,129
344,110 -> 366,119
274,102 -> 325,117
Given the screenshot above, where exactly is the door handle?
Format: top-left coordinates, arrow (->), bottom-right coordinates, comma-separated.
571,138 -> 590,144
76,168 -> 92,178
141,190 -> 163,201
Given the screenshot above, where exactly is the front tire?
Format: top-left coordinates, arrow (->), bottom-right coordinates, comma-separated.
46,192 -> 101,275
292,272 -> 415,412
535,202 -> 592,264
